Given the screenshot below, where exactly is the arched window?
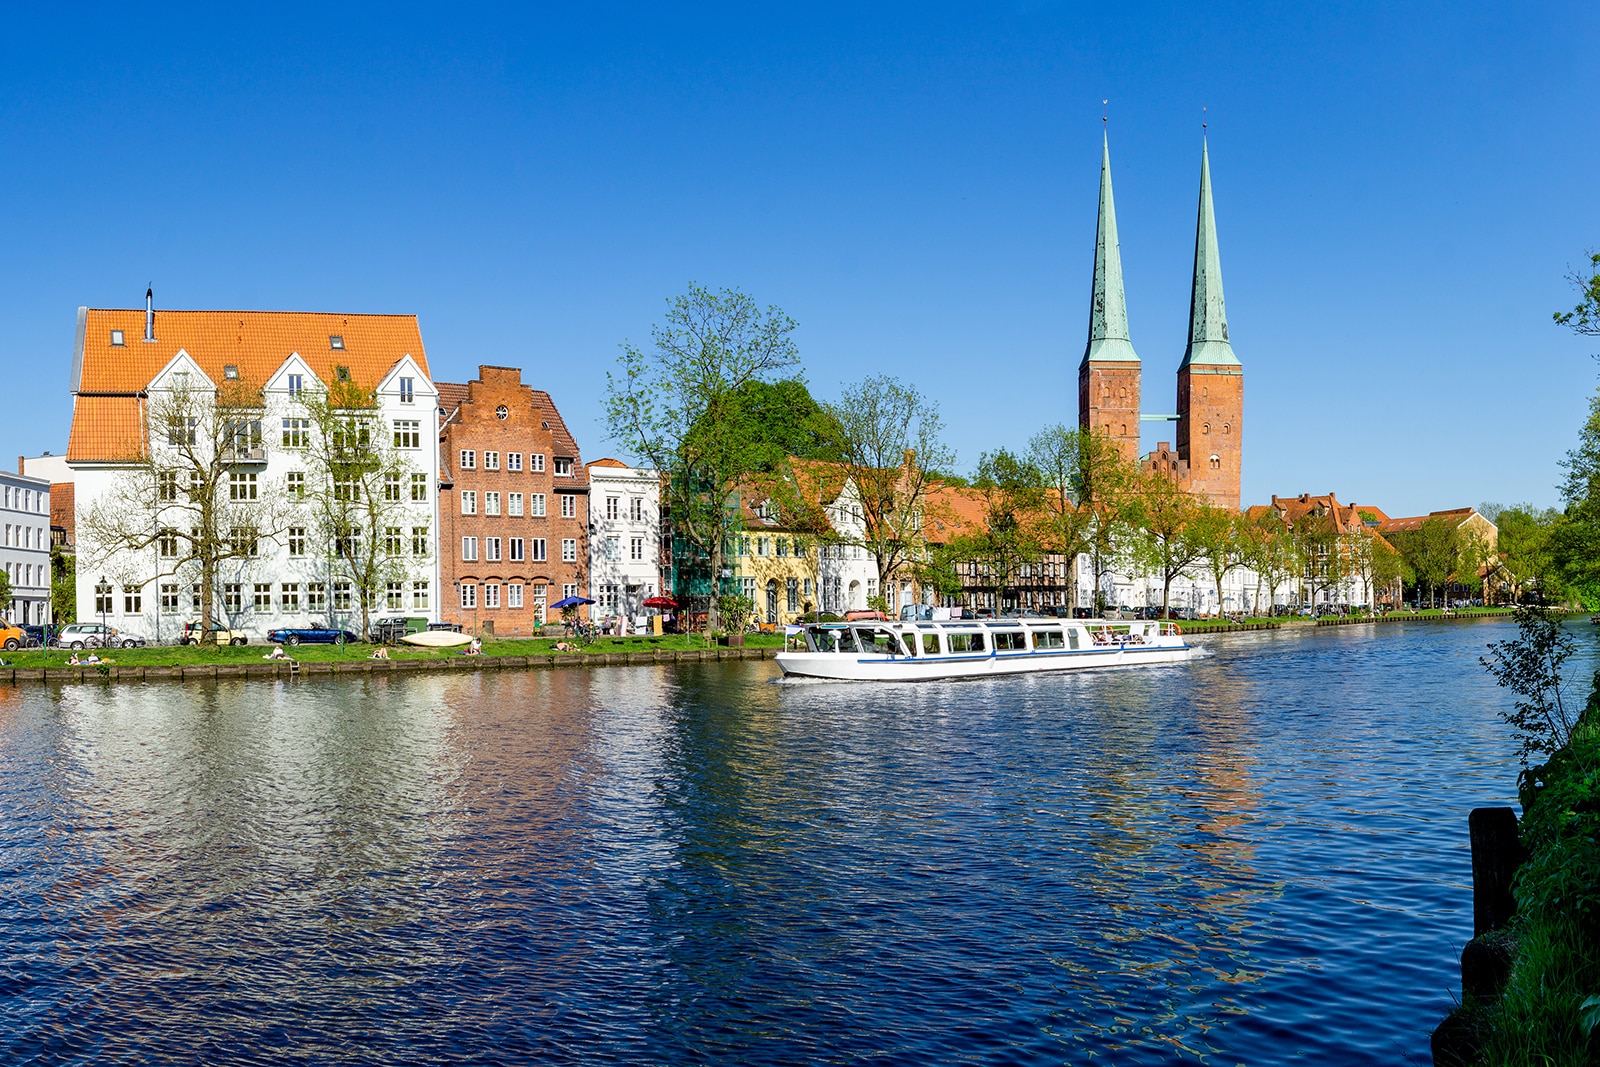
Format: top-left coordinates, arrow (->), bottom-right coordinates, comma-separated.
1202,422 -> 1211,435
1223,422 -> 1231,434
766,579 -> 779,625
1209,455 -> 1221,470
1120,423 -> 1127,436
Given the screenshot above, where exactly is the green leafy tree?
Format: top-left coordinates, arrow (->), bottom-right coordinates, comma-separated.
1553,251 -> 1600,336
1024,424 -> 1134,611
960,449 -> 1044,611
708,378 -> 845,470
1481,605 -> 1581,763
1495,504 -> 1563,603
1127,470 -> 1207,615
0,567 -> 11,618
1391,516 -> 1462,608
1188,504 -> 1248,617
606,284 -> 801,631
50,547 -> 75,624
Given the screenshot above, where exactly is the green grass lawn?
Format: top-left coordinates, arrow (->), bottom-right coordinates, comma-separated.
0,631 -> 784,669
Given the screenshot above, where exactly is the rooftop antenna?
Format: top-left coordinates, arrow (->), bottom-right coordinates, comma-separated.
1102,98 -> 1108,124
1202,105 -> 1208,132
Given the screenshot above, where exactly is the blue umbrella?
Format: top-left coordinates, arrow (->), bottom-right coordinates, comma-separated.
550,596 -> 595,609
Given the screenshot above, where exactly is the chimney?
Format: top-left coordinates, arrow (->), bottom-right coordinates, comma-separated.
144,286 -> 155,342
903,449 -> 915,470
17,456 -> 24,476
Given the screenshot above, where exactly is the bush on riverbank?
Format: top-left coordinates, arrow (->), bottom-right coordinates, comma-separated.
1470,673 -> 1600,1066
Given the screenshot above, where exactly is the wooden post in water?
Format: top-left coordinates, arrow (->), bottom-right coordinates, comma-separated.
1469,806 -> 1524,937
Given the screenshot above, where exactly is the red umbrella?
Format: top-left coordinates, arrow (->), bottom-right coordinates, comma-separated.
642,595 -> 678,609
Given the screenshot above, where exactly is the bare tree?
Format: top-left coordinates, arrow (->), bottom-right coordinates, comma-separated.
826,375 -> 956,601
1127,469 -> 1207,616
298,381 -> 432,639
78,381 -> 292,643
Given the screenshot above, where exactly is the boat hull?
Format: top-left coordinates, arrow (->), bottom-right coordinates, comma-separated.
400,630 -> 474,648
775,642 -> 1192,681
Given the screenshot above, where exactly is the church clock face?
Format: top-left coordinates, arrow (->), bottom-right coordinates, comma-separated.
496,405 -> 509,420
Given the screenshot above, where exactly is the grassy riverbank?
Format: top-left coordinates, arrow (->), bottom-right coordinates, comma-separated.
0,631 -> 785,670
1456,679 -> 1600,1065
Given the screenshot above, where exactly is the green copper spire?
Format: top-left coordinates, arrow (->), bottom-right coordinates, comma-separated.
1181,138 -> 1241,368
1082,131 -> 1139,365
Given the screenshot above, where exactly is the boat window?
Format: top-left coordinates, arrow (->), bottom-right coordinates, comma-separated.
1032,629 -> 1065,650
1068,628 -> 1081,650
922,633 -> 941,655
813,628 -> 856,654
857,628 -> 900,656
947,632 -> 985,654
900,633 -> 918,657
994,631 -> 1027,651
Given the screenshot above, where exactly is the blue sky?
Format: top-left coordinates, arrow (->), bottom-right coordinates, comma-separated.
2,2 -> 1597,512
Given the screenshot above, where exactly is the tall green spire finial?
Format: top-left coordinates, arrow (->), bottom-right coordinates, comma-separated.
1083,127 -> 1139,366
1181,135 -> 1240,367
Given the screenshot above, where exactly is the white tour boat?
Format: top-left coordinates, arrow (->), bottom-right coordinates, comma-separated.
776,617 -> 1192,682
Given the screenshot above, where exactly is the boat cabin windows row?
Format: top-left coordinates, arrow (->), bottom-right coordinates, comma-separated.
802,625 -> 1090,656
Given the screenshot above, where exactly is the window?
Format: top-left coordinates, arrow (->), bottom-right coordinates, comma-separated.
288,374 -> 303,397
399,377 -> 414,403
224,583 -> 243,613
167,417 -> 197,446
286,471 -> 306,499
384,527 -> 403,555
281,584 -> 300,612
282,418 -> 310,448
393,420 -> 420,449
377,472 -> 398,502
1223,422 -> 1231,435
530,493 -> 546,517
486,536 -> 502,562
631,537 -> 644,561
757,538 -> 769,557
739,537 -> 750,557
1202,422 -> 1211,435
229,472 -> 258,501
307,583 -> 327,612
630,497 -> 643,522
508,583 -> 523,608
230,526 -> 259,557
333,478 -> 359,502
533,584 -> 547,622
563,583 -> 577,600
287,527 -> 306,557
254,584 -> 272,612
560,495 -> 576,519
333,582 -> 352,611
459,450 -> 476,470
786,578 -> 798,613
461,491 -> 477,515
485,584 -> 500,609
124,586 -> 142,614
191,584 -> 202,612
111,329 -> 124,346
334,526 -> 359,558
606,497 -> 620,520
330,335 -> 344,350
994,632 -> 1027,651
776,539 -> 789,558
508,492 -> 523,517
94,582 -> 113,615
161,584 -> 179,613
507,452 -> 522,472
332,419 -> 371,453
412,526 -> 429,555
510,537 -> 524,561
554,458 -> 573,477
159,528 -> 179,558
158,471 -> 178,502
605,536 -> 619,562
530,454 -> 545,473
336,365 -> 350,382
462,537 -> 478,561
1032,630 -> 1065,650
411,474 -> 428,501
485,492 -> 501,516
386,583 -> 404,611
412,581 -> 429,610
601,584 -> 617,611
484,451 -> 500,471
562,538 -> 577,562
460,583 -> 477,609
947,632 -> 985,653
530,538 -> 546,562
1209,455 -> 1221,470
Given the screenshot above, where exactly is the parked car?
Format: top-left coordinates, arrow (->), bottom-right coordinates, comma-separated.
181,621 -> 250,646
52,622 -> 144,649
267,623 -> 360,646
0,622 -> 27,651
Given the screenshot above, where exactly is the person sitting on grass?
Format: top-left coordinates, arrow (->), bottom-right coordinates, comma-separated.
264,646 -> 290,660
552,641 -> 577,653
68,653 -> 83,665
462,637 -> 483,656
370,646 -> 390,660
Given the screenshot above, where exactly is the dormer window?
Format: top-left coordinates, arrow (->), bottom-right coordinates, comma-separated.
336,366 -> 350,382
110,330 -> 124,346
330,335 -> 345,350
554,458 -> 573,477
223,365 -> 239,380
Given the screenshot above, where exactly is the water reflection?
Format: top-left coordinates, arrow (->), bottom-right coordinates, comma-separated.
1,620 -> 1582,1064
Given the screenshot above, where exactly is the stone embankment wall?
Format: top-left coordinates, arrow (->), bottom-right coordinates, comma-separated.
0,647 -> 781,686
1315,610 -> 1514,628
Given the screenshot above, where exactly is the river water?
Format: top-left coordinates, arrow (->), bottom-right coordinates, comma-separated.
0,619 -> 1584,1065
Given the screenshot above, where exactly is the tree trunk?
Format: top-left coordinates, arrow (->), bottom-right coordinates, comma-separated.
200,562 -> 216,645
707,536 -> 724,633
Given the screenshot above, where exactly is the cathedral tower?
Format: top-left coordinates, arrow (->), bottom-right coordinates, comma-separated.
1077,132 -> 1142,466
1175,139 -> 1243,510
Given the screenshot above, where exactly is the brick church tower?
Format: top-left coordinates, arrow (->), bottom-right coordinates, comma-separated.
1077,132 -> 1141,467
1175,140 -> 1243,510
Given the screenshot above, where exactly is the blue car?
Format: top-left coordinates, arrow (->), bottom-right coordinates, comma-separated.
267,624 -> 361,646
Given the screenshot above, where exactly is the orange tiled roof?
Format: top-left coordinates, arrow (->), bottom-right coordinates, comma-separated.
66,395 -> 146,462
588,458 -> 630,469
76,308 -> 429,396
435,381 -> 470,415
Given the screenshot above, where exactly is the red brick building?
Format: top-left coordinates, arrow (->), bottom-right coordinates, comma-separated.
436,366 -> 587,635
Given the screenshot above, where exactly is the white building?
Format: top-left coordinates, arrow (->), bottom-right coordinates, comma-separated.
585,458 -> 662,623
67,301 -> 441,640
1,469 -> 53,625
816,475 -> 880,612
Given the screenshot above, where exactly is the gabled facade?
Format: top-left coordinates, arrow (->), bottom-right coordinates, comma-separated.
67,300 -> 441,639
587,458 -> 663,624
